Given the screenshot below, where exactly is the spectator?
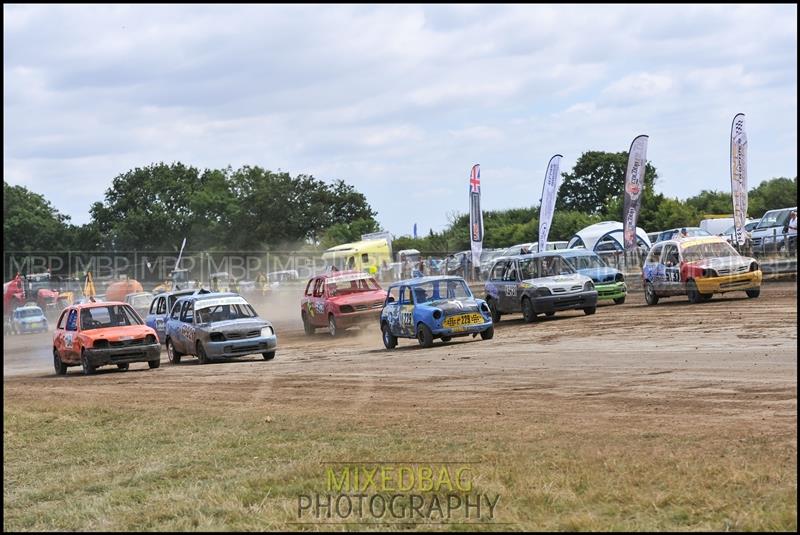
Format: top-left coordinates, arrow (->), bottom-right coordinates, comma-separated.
679,228 -> 689,238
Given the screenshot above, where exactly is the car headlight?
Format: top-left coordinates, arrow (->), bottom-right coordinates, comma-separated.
615,273 -> 624,283
583,281 -> 595,291
93,339 -> 109,349
535,287 -> 551,297
209,332 -> 224,342
339,305 -> 354,313
750,262 -> 759,272
432,309 -> 442,320
145,334 -> 157,345
261,326 -> 274,337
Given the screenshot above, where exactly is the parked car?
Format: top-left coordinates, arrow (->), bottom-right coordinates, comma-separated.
145,288 -> 210,343
484,253 -> 598,323
9,305 -> 48,334
479,248 -> 507,279
642,235 -> 762,305
750,206 -> 796,253
380,276 -> 493,349
555,250 -> 627,304
124,291 -> 154,320
653,227 -> 711,243
301,271 -> 388,336
52,302 -> 161,375
720,219 -> 760,244
164,293 -> 277,364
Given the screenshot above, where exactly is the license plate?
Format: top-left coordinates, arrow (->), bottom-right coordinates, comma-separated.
442,313 -> 484,329
30,323 -> 40,328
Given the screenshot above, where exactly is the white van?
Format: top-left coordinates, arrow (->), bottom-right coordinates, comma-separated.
699,217 -> 735,236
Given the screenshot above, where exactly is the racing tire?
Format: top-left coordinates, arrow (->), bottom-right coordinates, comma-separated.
480,325 -> 494,340
416,323 -> 434,348
166,339 -> 182,364
613,296 -> 626,305
583,307 -> 596,316
148,359 -> 161,369
441,336 -> 452,343
700,293 -> 713,302
53,349 -> 67,376
521,297 -> 537,323
382,323 -> 397,349
488,299 -> 502,323
328,315 -> 338,337
80,349 -> 96,376
686,280 -> 703,304
302,313 -> 315,336
117,363 -> 129,371
196,342 -> 210,365
262,351 -> 276,361
644,282 -> 659,305
746,287 -> 761,299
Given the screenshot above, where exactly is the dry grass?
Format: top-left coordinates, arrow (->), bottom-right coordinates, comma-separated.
3,398 -> 796,531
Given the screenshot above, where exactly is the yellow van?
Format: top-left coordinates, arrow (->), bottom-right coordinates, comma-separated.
322,239 -> 392,275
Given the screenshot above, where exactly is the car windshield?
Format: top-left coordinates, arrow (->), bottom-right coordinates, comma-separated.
130,295 -> 151,307
17,308 -> 42,318
326,275 -> 380,296
756,209 -> 792,229
80,305 -> 142,330
519,256 -> 574,279
195,303 -> 257,323
411,279 -> 472,304
682,241 -> 739,262
564,254 -> 607,270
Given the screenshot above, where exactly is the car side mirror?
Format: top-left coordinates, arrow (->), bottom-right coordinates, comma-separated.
387,296 -> 396,303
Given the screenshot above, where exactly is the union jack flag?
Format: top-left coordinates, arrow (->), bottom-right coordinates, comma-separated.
469,164 -> 481,193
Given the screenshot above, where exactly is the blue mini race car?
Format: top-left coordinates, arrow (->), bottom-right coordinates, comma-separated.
379,276 -> 494,349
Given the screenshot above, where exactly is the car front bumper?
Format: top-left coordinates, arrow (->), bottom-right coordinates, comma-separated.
694,271 -> 762,294
85,343 -> 161,366
531,290 -> 598,313
16,322 -> 47,332
595,282 -> 627,300
205,335 -> 278,358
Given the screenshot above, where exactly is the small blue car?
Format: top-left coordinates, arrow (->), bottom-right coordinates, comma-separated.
9,305 -> 48,334
554,249 -> 627,304
145,288 -> 209,343
380,276 -> 494,349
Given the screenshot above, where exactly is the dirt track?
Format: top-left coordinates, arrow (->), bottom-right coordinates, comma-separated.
4,283 -> 797,427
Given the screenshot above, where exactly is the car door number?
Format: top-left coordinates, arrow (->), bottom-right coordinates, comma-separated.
504,285 -> 517,297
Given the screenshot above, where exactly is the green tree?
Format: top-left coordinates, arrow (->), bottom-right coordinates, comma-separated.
684,190 -> 731,217
319,218 -> 381,249
3,181 -> 72,252
749,177 -> 797,217
557,151 -> 658,214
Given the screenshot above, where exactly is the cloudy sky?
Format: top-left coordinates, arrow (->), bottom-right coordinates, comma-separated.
4,4 -> 797,237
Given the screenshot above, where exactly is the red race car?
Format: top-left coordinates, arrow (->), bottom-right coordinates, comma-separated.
52,301 -> 161,375
301,271 -> 388,336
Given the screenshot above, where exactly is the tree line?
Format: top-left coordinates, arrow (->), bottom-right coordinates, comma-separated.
3,155 -> 796,255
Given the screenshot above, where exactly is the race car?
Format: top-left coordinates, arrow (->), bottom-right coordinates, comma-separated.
145,288 -> 210,343
164,293 -> 277,364
380,276 -> 493,349
484,253 -> 598,323
52,302 -> 161,375
555,249 -> 627,304
9,304 -> 48,334
301,271 -> 387,337
642,235 -> 762,304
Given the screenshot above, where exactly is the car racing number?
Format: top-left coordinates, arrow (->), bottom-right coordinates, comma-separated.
504,285 -> 517,297
400,305 -> 414,329
665,266 -> 680,282
63,333 -> 74,350
179,323 -> 196,343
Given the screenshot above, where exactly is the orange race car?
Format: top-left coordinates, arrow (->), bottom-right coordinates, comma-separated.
52,301 -> 161,375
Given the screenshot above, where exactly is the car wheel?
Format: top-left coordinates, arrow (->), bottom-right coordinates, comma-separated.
613,296 -> 626,305
746,287 -> 761,298
480,325 -> 494,340
166,339 -> 182,364
583,307 -> 596,315
700,293 -> 713,302
382,323 -> 397,349
53,349 -> 67,376
416,323 -> 434,348
521,297 -> 537,323
644,282 -> 659,305
148,359 -> 161,369
80,349 -> 96,375
262,351 -> 276,361
302,313 -> 315,336
687,280 -> 703,304
117,363 -> 129,371
328,315 -> 338,337
196,342 -> 209,364
488,299 -> 501,323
